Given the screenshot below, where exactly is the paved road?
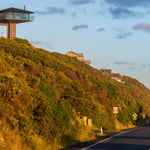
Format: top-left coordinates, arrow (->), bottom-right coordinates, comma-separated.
82,126 -> 150,150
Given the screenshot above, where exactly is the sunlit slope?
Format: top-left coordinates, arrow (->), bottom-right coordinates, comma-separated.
0,38 -> 150,149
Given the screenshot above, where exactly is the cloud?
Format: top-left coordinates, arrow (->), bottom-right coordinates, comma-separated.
141,64 -> 150,68
141,64 -> 147,67
36,7 -> 66,15
31,41 -> 53,49
70,0 -> 95,5
114,61 -> 137,70
114,28 -> 132,39
109,7 -> 144,19
114,61 -> 150,69
114,61 -> 128,65
72,24 -> 88,31
71,12 -> 77,17
104,0 -> 150,19
105,0 -> 150,8
117,32 -> 132,39
133,23 -> 150,32
97,28 -> 105,32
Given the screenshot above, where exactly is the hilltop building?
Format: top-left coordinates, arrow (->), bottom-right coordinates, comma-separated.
100,69 -> 112,75
99,69 -> 124,83
0,7 -> 34,39
66,51 -> 91,65
100,69 -> 121,77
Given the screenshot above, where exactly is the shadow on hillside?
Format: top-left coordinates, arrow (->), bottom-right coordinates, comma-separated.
62,133 -> 150,150
59,134 -> 81,150
60,133 -> 114,150
61,125 -> 150,150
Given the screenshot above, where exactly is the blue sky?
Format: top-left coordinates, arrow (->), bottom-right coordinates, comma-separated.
1,0 -> 150,88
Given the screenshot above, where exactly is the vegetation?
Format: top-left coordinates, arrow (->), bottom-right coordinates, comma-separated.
0,38 -> 150,149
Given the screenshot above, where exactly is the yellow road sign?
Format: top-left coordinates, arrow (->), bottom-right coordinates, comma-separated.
132,113 -> 138,120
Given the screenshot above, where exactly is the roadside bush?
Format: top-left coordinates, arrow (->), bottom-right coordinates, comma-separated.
54,99 -> 72,132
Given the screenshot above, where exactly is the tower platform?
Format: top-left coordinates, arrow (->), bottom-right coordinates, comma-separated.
0,7 -> 34,39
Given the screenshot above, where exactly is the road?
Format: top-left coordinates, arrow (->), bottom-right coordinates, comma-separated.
82,126 -> 150,150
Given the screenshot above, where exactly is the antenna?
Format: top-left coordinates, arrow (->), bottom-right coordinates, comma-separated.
24,5 -> 26,10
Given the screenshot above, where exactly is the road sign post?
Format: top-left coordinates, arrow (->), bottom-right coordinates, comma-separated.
132,113 -> 138,125
113,107 -> 118,114
113,107 -> 118,128
132,113 -> 138,120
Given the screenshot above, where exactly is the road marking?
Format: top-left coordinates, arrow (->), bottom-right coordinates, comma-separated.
81,127 -> 141,150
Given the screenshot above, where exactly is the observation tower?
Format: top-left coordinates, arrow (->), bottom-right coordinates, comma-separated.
0,7 -> 34,39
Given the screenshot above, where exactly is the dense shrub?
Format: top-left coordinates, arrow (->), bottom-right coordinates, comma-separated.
0,38 -> 150,149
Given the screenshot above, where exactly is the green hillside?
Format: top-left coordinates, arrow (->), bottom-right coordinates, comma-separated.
0,38 -> 150,150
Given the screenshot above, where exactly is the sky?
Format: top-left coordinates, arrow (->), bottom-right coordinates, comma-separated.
1,0 -> 150,88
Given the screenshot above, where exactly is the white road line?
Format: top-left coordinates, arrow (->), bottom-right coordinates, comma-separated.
81,127 -> 140,150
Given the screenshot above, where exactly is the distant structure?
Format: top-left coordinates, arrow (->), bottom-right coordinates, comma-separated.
100,69 -> 112,75
99,69 -> 125,83
0,7 -> 34,39
66,51 -> 91,65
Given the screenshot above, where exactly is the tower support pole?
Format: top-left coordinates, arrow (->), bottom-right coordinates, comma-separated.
7,23 -> 16,39
0,23 -> 16,39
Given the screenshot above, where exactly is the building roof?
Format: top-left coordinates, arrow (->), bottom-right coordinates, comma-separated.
66,51 -> 83,57
0,7 -> 34,14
